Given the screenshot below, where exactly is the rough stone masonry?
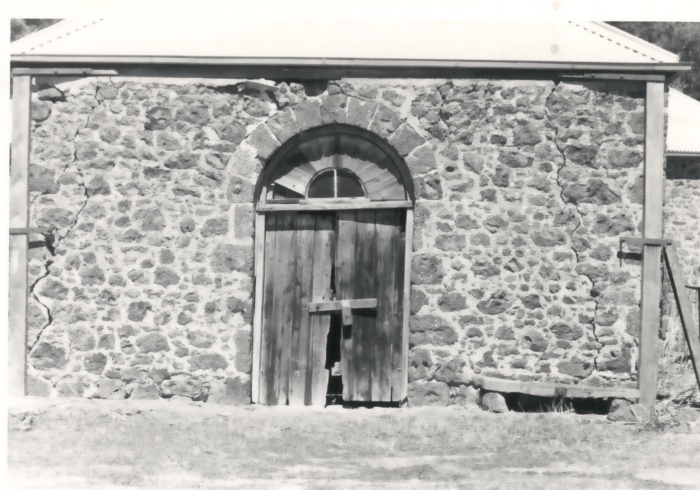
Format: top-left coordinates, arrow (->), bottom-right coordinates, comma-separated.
26,76 -> 648,406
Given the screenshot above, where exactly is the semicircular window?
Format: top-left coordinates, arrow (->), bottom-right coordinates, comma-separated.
266,129 -> 408,202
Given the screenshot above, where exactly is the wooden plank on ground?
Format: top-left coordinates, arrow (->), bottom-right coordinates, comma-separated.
287,213 -> 315,405
352,210 -> 376,401
479,377 -> 641,400
9,74 -> 31,398
307,214 -> 334,406
639,81 -> 665,410
373,210 -> 398,401
336,212 -> 357,401
663,244 -> 700,391
251,213 -> 266,403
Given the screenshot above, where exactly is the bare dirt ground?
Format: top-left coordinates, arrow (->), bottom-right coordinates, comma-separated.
7,396 -> 700,489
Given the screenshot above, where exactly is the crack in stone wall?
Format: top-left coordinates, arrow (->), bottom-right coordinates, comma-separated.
28,82 -> 97,351
544,83 -> 604,371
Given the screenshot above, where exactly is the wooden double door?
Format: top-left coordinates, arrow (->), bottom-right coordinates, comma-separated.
259,210 -> 406,406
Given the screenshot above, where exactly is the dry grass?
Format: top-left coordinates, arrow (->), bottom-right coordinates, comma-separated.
657,287 -> 700,406
7,397 -> 700,489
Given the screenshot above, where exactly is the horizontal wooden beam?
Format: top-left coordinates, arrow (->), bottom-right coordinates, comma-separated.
560,73 -> 666,83
11,67 -> 118,76
10,55 -> 693,72
620,236 -> 673,248
305,298 -> 377,313
9,227 -> 53,236
9,59 -> 692,81
665,151 -> 700,158
477,376 -> 640,400
258,200 -> 413,212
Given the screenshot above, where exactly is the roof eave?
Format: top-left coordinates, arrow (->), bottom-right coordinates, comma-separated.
10,55 -> 693,76
666,151 -> 700,158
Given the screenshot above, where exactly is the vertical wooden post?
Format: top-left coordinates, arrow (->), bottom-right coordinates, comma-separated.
251,212 -> 266,403
639,82 -> 665,410
9,74 -> 32,397
399,208 -> 413,401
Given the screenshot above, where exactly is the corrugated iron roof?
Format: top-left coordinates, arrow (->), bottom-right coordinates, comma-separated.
11,19 -> 680,64
667,89 -> 700,155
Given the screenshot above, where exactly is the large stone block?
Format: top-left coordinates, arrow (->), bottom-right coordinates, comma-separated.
411,255 -> 445,285
30,343 -> 68,370
160,374 -> 204,400
388,123 -> 425,157
477,290 -> 513,315
189,353 -> 228,371
136,332 -> 170,353
211,244 -> 254,274
408,381 -> 450,406
68,326 -> 96,351
347,98 -> 377,128
208,377 -> 251,405
410,315 -> 458,346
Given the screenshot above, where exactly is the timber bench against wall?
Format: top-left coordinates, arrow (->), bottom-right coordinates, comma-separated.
9,19 -> 694,407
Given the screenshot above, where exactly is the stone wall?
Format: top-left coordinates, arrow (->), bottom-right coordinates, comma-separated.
26,76 -> 646,405
663,156 -> 700,336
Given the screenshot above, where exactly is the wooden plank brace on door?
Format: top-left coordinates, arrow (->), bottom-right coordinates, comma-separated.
306,298 -> 378,313
305,298 -> 378,326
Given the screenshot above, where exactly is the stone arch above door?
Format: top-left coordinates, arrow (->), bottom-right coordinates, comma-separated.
254,124 -> 414,209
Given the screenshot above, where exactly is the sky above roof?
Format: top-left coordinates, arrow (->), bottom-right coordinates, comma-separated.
11,19 -> 679,64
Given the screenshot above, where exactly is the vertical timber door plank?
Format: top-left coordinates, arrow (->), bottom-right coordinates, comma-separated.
266,213 -> 295,405
308,214 -> 334,406
252,213 -> 266,403
639,81 -> 665,410
260,213 -> 278,405
276,213 -> 297,405
373,210 -> 397,401
10,74 -> 31,397
336,212 -> 357,400
352,210 -> 377,402
392,210 -> 408,402
288,213 -> 315,405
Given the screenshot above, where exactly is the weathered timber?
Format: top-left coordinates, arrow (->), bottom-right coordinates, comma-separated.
287,214 -> 315,406
395,209 -> 412,402
373,210 -> 399,401
9,227 -> 52,236
352,210 -> 376,402
307,214 -> 334,406
478,377 -> 641,400
251,213 -> 266,403
258,200 -> 412,212
305,298 -> 378,312
639,81 -> 665,410
9,74 -> 31,397
336,212 -> 357,400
